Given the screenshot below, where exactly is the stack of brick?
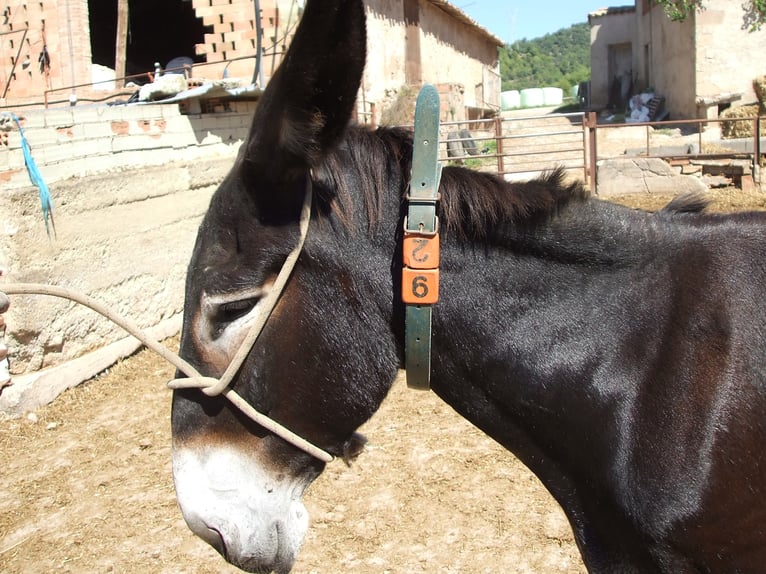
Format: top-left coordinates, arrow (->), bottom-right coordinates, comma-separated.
1,0 -> 92,107
191,0 -> 281,81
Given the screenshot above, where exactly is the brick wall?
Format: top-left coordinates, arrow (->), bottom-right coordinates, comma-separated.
191,0 -> 295,82
2,1 -> 499,118
0,0 -> 94,107
0,0 -> 292,106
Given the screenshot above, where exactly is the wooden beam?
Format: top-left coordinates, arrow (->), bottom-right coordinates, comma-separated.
115,0 -> 129,87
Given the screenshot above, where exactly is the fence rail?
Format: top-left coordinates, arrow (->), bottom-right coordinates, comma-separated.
412,112 -> 590,183
423,111 -> 765,190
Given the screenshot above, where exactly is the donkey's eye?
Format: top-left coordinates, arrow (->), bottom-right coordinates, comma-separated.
216,298 -> 259,326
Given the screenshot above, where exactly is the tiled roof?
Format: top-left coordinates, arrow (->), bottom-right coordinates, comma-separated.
588,5 -> 636,22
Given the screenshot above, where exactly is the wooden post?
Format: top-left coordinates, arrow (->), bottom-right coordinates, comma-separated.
588,112 -> 598,193
115,0 -> 129,87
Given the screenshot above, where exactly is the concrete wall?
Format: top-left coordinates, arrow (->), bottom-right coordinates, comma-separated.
589,9 -> 636,110
1,102 -> 252,374
364,1 -> 408,105
1,102 -> 255,189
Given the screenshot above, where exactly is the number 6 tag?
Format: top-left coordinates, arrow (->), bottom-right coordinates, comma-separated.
402,268 -> 439,304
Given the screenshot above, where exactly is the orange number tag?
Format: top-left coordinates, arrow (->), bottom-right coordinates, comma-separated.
402,268 -> 439,304
403,233 -> 439,270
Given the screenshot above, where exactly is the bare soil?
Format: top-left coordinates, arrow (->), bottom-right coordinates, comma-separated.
2,188 -> 766,574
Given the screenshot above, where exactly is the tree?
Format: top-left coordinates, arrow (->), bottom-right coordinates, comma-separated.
654,0 -> 766,31
499,23 -> 590,93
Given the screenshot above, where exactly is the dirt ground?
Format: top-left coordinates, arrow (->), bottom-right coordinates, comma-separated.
2,187 -> 766,574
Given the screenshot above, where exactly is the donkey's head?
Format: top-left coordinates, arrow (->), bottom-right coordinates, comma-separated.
170,2 -> 402,573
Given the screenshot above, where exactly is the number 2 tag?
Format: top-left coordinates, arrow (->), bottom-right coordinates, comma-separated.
403,234 -> 440,269
402,232 -> 439,304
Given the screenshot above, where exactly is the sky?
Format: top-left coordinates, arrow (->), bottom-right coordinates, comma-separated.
457,1 -> 613,44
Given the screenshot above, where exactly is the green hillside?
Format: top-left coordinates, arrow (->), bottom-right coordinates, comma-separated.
500,22 -> 590,93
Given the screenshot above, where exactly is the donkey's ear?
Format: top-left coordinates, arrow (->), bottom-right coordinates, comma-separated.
244,0 -> 366,187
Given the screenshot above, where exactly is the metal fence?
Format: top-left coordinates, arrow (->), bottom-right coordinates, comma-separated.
429,111 -> 765,190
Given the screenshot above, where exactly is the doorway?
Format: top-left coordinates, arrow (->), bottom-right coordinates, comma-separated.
88,0 -> 210,80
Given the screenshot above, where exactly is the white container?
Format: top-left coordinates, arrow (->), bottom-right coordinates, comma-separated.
520,88 -> 544,108
543,87 -> 563,106
501,90 -> 521,110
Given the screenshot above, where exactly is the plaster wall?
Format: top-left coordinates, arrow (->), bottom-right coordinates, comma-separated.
364,0 -> 408,105
589,10 -> 635,110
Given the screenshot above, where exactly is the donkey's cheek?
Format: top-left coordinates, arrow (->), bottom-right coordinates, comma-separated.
172,443 -> 310,573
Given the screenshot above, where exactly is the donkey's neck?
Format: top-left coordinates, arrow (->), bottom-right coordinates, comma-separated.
426,198 -> 668,501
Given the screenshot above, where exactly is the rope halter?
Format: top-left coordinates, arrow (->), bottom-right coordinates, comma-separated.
1,175 -> 334,464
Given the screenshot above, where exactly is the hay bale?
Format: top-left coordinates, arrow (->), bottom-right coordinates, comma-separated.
754,75 -> 766,107
721,104 -> 765,139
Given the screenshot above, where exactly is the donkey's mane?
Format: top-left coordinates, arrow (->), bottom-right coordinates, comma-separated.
323,125 -> 590,238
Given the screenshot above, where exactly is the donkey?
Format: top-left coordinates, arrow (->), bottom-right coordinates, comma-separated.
171,1 -> 766,572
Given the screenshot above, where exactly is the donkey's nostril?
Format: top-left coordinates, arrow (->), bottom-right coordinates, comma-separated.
197,524 -> 227,558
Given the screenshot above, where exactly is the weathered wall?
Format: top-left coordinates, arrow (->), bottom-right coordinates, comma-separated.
0,102 -> 252,375
191,0 -> 298,81
364,0 -> 408,106
418,0 -> 500,113
365,0 -> 501,120
589,8 -> 636,110
635,4 -> 696,119
2,0 -> 500,121
695,0 -> 766,112
1,102 -> 255,189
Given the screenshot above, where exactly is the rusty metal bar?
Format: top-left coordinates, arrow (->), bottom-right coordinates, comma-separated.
756,116 -> 762,182
495,116 -> 505,175
588,112 -> 598,192
2,28 -> 28,100
37,53 -> 264,109
582,114 -> 589,185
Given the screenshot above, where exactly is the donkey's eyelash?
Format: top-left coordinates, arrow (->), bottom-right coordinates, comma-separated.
206,286 -> 270,308
216,298 -> 259,324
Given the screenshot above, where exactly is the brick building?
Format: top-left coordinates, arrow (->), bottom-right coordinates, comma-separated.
0,0 -> 501,120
